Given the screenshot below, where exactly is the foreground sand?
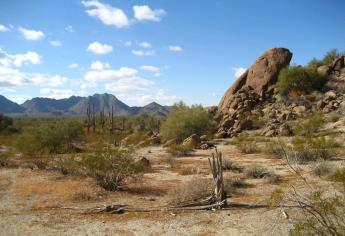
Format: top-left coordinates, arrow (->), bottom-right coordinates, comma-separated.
1,140 -> 343,236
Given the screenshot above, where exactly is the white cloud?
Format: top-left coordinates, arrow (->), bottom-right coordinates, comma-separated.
87,41 -> 113,54
132,50 -> 154,56
139,41 -> 151,48
68,63 -> 79,69
140,65 -> 159,72
13,52 -> 42,67
90,61 -> 110,71
124,41 -> 132,46
133,5 -> 166,22
118,89 -> 177,106
85,66 -> 138,82
18,27 -> 44,40
82,0 -> 130,28
50,40 -> 62,47
8,95 -> 30,104
169,45 -> 183,52
0,49 -> 42,67
65,25 -> 75,32
105,76 -> 154,93
232,67 -> 247,78
0,24 -> 10,32
0,65 -> 31,87
40,88 -> 74,99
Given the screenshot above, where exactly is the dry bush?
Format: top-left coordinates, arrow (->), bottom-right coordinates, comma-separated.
73,188 -> 97,201
180,166 -> 201,175
291,136 -> 339,162
167,178 -> 212,206
222,158 -> 244,173
224,178 -> 250,193
165,155 -> 176,168
245,164 -> 274,179
81,146 -> 147,191
237,142 -> 259,154
263,141 -> 285,158
166,144 -> 194,157
312,161 -> 335,177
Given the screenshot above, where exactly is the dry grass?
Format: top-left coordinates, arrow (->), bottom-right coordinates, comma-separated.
222,158 -> 244,172
245,164 -> 274,179
312,161 -> 336,177
237,142 -> 260,154
167,177 -> 212,206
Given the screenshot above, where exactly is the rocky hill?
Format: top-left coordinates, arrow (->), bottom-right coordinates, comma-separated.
0,95 -> 25,114
1,93 -> 170,117
215,48 -> 345,138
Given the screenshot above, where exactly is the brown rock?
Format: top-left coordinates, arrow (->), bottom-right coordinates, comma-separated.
182,134 -> 201,148
219,48 -> 292,113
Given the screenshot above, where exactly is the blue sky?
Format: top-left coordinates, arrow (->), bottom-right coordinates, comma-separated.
0,0 -> 344,106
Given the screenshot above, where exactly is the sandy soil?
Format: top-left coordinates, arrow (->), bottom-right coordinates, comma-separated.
0,139 -> 343,236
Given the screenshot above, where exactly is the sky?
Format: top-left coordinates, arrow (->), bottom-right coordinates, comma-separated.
0,0 -> 344,106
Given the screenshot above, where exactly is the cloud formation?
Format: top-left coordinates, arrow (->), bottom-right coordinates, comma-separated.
133,5 -> 166,22
132,50 -> 154,56
169,45 -> 183,52
87,42 -> 113,54
0,24 -> 9,32
19,27 -> 44,40
50,40 -> 62,47
232,67 -> 246,78
82,0 -> 130,28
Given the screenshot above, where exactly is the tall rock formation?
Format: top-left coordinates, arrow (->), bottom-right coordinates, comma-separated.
219,48 -> 292,114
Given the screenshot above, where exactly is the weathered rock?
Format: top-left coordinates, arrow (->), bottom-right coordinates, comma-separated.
200,135 -> 208,142
163,139 -> 176,147
182,134 -> 201,148
293,105 -> 307,115
219,48 -> 292,113
215,131 -> 227,139
136,157 -> 150,168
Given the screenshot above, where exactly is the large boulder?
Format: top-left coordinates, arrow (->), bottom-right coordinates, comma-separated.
219,48 -> 292,114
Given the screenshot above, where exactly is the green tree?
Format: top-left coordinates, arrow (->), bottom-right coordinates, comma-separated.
160,102 -> 214,142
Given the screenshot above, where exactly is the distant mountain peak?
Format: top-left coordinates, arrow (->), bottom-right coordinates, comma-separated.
0,93 -> 170,117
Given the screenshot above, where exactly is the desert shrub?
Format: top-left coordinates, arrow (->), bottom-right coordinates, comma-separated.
312,161 -> 335,177
81,146 -> 146,191
237,142 -> 259,154
307,49 -> 345,70
166,144 -> 194,157
263,141 -> 285,158
222,158 -> 244,172
0,114 -> 16,135
277,66 -> 326,95
224,178 -> 250,193
328,113 -> 341,123
289,190 -> 345,236
167,178 -> 212,206
16,119 -> 84,155
245,164 -> 273,179
294,112 -> 324,137
180,166 -> 201,175
291,136 -> 338,162
160,102 -> 214,142
330,168 -> 345,186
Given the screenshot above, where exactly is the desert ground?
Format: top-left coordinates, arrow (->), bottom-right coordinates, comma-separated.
1,135 -> 344,236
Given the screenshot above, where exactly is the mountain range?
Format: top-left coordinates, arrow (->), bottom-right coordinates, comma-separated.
0,93 -> 171,117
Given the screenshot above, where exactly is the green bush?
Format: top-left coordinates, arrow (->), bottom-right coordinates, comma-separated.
307,49 -> 345,69
0,114 -> 15,134
160,102 -> 214,142
16,118 -> 84,156
277,66 -> 326,95
294,112 -> 324,137
81,146 -> 146,191
291,136 -> 339,162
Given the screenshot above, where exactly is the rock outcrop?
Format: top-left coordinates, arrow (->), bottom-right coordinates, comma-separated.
219,48 -> 292,114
